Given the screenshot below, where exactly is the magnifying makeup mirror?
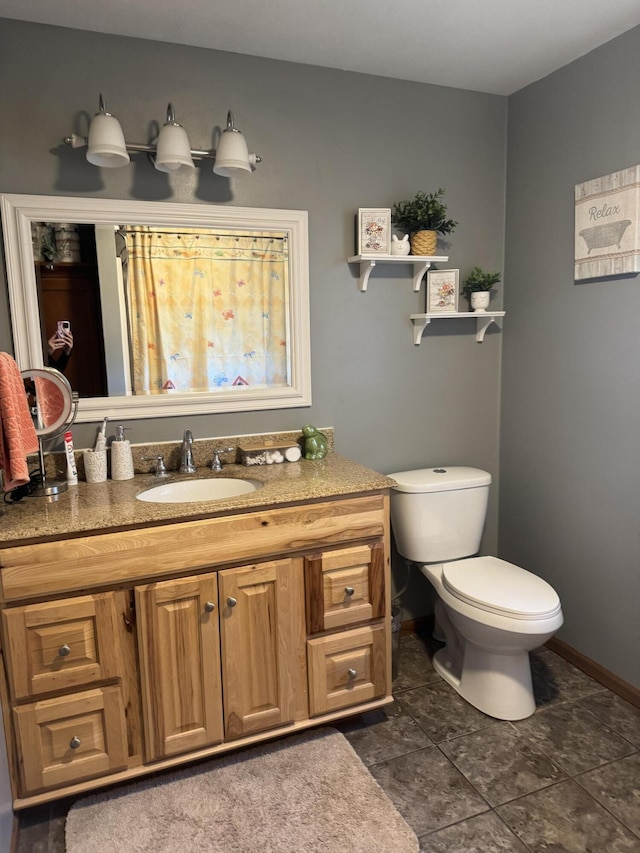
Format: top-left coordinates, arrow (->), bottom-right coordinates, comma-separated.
20,366 -> 78,496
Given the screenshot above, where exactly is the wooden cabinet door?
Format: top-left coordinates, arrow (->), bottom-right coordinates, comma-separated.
13,685 -> 128,794
2,593 -> 121,701
219,558 -> 306,740
136,575 -> 223,761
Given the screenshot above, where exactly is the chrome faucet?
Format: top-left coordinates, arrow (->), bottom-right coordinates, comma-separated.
141,454 -> 168,477
179,429 -> 197,474
210,446 -> 235,471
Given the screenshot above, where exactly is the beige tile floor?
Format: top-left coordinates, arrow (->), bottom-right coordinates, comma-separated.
14,630 -> 640,852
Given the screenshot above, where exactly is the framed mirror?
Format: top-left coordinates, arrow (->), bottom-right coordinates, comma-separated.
2,195 -> 311,422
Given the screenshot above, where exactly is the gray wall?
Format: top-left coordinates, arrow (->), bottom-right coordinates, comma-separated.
0,19 -> 637,690
0,19 -> 506,616
500,26 -> 640,688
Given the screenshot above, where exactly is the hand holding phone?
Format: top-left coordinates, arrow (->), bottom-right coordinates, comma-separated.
49,321 -> 73,359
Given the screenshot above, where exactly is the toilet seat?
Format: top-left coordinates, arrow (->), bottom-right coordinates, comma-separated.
442,556 -> 561,620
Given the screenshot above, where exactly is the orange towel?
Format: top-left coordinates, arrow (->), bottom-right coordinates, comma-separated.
34,375 -> 65,428
0,352 -> 39,490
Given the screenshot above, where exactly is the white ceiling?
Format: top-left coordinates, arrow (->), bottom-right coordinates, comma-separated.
1,0 -> 639,95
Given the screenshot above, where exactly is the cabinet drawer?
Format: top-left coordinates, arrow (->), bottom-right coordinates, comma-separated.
307,623 -> 387,716
305,542 -> 385,634
2,593 -> 122,701
13,685 -> 128,794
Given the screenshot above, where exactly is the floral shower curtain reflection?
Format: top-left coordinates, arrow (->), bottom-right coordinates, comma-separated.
124,226 -> 290,395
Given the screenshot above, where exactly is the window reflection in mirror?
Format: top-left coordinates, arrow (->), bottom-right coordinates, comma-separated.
2,196 -> 311,422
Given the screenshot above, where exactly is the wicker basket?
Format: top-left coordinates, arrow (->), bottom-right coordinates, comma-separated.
410,229 -> 437,256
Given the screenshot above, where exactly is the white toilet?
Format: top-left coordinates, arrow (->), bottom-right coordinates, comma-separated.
389,466 -> 563,720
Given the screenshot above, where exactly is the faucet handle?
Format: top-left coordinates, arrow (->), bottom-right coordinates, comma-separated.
209,446 -> 235,470
142,454 -> 168,477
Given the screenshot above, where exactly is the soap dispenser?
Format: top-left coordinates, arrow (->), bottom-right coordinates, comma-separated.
110,425 -> 135,481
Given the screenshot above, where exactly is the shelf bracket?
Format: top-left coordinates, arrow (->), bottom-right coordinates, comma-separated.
475,315 -> 496,343
411,316 -> 431,345
355,259 -> 377,292
411,261 -> 432,292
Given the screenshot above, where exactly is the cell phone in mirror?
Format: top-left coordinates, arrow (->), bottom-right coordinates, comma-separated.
57,320 -> 71,337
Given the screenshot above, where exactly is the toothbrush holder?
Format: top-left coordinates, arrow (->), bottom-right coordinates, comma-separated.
83,449 -> 108,484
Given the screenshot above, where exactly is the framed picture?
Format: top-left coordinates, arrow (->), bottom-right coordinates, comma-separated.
357,208 -> 391,255
426,269 -> 459,313
575,165 -> 640,280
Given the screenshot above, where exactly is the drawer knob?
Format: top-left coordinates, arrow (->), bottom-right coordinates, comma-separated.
204,601 -> 215,613
345,587 -> 355,597
227,597 -> 237,608
58,644 -> 71,657
69,736 -> 81,750
348,668 -> 358,679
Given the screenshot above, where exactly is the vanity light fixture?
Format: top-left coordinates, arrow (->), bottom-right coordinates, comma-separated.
63,94 -> 261,176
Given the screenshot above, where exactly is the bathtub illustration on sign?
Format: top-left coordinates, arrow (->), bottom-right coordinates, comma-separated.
579,219 -> 632,254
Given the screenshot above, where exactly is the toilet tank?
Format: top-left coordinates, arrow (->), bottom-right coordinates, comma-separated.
389,467 -> 491,563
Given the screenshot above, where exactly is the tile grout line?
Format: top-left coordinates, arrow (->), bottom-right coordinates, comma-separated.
571,755 -> 640,840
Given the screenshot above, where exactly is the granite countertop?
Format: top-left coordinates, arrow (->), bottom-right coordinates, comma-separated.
0,453 -> 394,547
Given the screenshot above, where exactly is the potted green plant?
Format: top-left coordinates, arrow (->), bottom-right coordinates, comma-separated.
461,266 -> 501,312
391,188 -> 458,256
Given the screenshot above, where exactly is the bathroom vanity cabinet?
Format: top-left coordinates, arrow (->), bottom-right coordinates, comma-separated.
0,490 -> 391,808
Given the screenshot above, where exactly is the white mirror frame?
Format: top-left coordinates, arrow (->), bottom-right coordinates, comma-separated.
1,194 -> 311,422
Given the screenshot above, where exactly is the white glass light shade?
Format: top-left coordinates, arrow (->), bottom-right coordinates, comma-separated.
213,130 -> 251,176
154,116 -> 195,173
213,113 -> 255,177
86,111 -> 130,168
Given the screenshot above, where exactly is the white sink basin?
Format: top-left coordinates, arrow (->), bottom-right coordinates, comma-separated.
137,478 -> 262,504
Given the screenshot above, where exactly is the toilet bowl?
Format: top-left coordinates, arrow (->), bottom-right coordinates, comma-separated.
389,467 -> 563,721
422,556 -> 562,719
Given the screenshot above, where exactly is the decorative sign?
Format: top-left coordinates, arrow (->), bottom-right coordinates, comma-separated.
575,165 -> 640,280
426,269 -> 459,313
357,208 -> 391,255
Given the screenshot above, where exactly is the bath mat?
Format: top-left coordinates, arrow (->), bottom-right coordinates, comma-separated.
65,727 -> 419,852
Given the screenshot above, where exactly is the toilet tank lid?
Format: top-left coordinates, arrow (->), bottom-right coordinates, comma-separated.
389,467 -> 491,494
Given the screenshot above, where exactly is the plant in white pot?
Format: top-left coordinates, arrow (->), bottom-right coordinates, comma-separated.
391,188 -> 458,256
461,266 -> 501,312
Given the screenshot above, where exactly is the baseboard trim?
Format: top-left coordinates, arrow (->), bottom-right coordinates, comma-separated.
399,616 -> 429,637
400,618 -> 640,708
10,815 -> 18,853
545,637 -> 640,708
